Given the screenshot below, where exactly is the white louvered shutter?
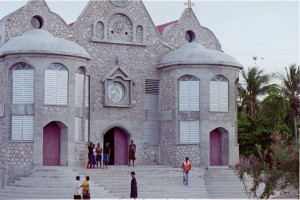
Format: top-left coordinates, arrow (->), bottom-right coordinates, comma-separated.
22,116 -> 33,140
210,80 -> 219,111
84,119 -> 89,142
13,66 -> 34,104
85,76 -> 89,108
23,69 -> 34,104
13,69 -> 24,104
180,121 -> 190,143
12,116 -> 22,140
12,115 -> 33,140
180,77 -> 199,111
57,70 -> 68,105
179,81 -> 190,111
219,81 -> 229,112
180,121 -> 200,143
189,121 -> 200,142
75,73 -> 84,107
189,81 -> 199,111
75,117 -> 81,142
45,70 -> 57,105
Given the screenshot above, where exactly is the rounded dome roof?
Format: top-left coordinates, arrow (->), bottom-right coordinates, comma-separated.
158,42 -> 242,69
0,29 -> 90,60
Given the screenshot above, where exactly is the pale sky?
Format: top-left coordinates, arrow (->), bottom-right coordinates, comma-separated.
0,0 -> 299,79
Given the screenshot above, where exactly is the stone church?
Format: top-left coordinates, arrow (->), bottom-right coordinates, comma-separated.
0,0 -> 242,174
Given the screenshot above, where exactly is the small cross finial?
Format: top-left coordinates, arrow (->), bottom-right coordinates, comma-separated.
116,56 -> 119,65
185,0 -> 194,8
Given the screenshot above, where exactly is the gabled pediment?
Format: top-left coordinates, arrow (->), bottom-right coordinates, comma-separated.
162,8 -> 222,51
103,66 -> 131,81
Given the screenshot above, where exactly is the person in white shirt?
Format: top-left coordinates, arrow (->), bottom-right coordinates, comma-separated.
73,176 -> 82,199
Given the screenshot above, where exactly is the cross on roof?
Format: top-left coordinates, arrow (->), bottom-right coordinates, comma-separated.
185,0 -> 194,8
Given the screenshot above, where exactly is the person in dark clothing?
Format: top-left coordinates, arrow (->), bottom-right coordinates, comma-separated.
128,140 -> 136,167
86,142 -> 93,169
130,171 -> 137,199
103,142 -> 111,169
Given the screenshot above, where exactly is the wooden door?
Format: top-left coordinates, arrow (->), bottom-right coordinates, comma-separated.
210,130 -> 222,166
43,122 -> 60,166
114,128 -> 128,165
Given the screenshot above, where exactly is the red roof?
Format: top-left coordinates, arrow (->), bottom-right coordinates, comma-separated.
69,22 -> 75,27
156,20 -> 178,34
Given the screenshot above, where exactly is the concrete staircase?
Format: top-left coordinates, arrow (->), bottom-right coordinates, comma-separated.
205,166 -> 248,199
0,165 -> 252,199
75,165 -> 209,198
0,166 -> 114,199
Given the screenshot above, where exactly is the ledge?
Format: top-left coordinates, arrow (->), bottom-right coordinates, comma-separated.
91,37 -> 147,47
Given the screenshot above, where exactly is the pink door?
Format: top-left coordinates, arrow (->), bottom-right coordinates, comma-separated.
43,122 -> 60,166
210,130 -> 222,166
114,128 -> 128,165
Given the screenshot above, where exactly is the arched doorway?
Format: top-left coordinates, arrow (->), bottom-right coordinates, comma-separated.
210,129 -> 222,166
43,122 -> 60,166
210,128 -> 229,166
104,127 -> 128,165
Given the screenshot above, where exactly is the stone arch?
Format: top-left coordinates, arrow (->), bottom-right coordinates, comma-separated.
178,74 -> 200,81
209,127 -> 229,166
95,21 -> 104,39
136,25 -> 143,43
102,125 -> 131,165
107,13 -> 133,42
42,121 -> 68,166
9,62 -> 35,71
210,74 -> 229,82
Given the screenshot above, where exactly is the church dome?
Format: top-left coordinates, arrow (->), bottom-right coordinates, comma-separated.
157,42 -> 242,68
0,29 -> 90,60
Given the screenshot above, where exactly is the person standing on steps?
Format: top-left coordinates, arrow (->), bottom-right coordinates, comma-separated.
103,142 -> 111,169
182,157 -> 192,186
128,140 -> 136,167
86,142 -> 93,169
130,171 -> 138,199
73,176 -> 82,199
96,143 -> 103,169
92,143 -> 96,168
82,176 -> 91,200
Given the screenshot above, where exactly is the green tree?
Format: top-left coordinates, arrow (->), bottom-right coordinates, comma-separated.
238,67 -> 276,118
259,87 -> 289,130
234,132 -> 299,199
281,64 -> 300,140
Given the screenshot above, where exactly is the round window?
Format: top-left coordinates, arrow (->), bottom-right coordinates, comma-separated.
185,30 -> 195,42
31,15 -> 44,29
108,82 -> 125,103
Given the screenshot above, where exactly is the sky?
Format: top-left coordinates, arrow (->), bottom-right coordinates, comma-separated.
0,0 -> 299,82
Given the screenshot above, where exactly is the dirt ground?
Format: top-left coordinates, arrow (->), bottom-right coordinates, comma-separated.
270,186 -> 299,199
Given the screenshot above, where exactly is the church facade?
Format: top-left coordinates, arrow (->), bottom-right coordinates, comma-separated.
0,0 -> 242,174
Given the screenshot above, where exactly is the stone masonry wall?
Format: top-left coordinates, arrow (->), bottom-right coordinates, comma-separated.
0,0 -> 240,168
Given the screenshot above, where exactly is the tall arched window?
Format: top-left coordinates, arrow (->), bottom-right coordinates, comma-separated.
12,63 -> 34,104
11,63 -> 34,141
210,75 -> 229,112
44,63 -> 68,105
179,75 -> 200,111
179,75 -> 200,143
75,68 -> 84,107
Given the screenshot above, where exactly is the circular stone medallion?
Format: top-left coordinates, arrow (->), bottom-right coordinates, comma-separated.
110,0 -> 129,6
108,82 -> 125,102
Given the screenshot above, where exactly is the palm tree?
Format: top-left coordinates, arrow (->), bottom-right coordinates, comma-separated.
238,67 -> 275,118
281,64 -> 300,140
